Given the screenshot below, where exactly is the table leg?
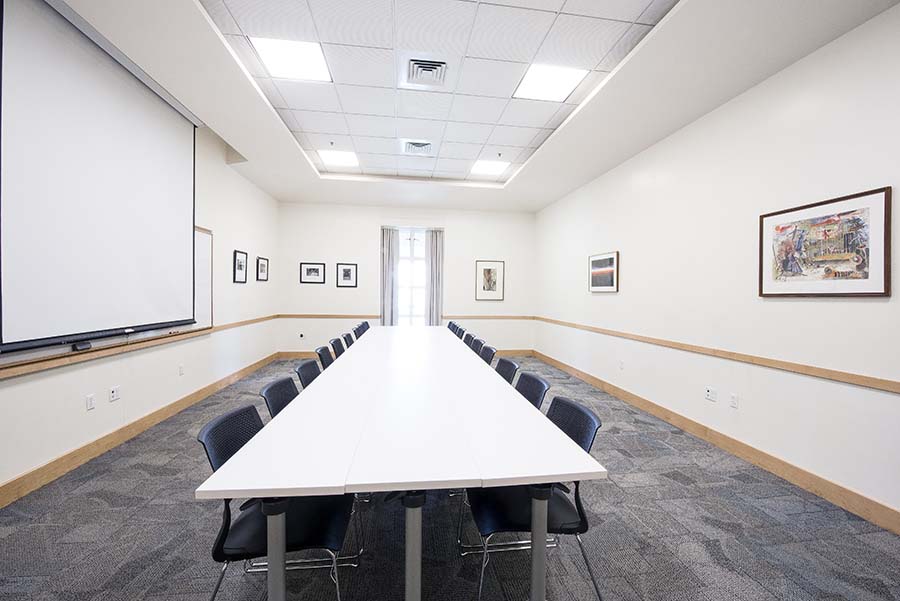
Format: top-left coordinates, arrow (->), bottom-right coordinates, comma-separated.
403,491 -> 426,601
263,499 -> 289,601
529,485 -> 552,601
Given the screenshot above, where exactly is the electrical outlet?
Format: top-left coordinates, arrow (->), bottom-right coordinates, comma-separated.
85,394 -> 96,411
109,386 -> 120,402
178,365 -> 184,376
618,360 -> 625,371
730,392 -> 739,409
705,387 -> 717,402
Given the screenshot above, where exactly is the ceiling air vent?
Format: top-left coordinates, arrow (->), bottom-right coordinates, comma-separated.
408,59 -> 447,86
404,141 -> 433,156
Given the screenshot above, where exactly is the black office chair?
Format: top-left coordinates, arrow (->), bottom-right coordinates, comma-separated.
447,321 -> 456,332
197,405 -> 355,601
295,359 -> 321,388
463,333 -> 475,347
330,338 -> 346,358
472,339 -> 485,356
455,327 -> 465,339
360,321 -> 370,333
352,324 -> 365,339
316,346 -> 334,370
461,397 -> 603,601
259,377 -> 299,418
342,333 -> 354,349
515,372 -> 550,410
495,358 -> 519,384
480,345 -> 496,365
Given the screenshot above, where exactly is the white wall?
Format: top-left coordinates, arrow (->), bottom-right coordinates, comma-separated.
274,203 -> 536,351
0,128 -> 281,485
533,6 -> 900,509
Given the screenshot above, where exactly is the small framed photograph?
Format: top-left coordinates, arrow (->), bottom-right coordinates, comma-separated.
759,187 -> 891,297
589,251 -> 619,293
256,257 -> 269,281
233,250 -> 248,284
336,263 -> 358,288
475,260 -> 504,301
300,262 -> 326,284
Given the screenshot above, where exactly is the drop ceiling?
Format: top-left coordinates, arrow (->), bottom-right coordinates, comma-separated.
200,0 -> 677,183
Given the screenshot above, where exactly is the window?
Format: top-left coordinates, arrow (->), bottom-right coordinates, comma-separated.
398,228 -> 426,326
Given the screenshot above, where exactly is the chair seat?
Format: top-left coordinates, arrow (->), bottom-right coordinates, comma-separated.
467,485 -> 585,537
223,494 -> 354,560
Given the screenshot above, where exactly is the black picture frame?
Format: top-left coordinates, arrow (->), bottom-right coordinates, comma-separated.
300,262 -> 326,284
336,263 -> 358,288
233,250 -> 248,284
256,256 -> 269,282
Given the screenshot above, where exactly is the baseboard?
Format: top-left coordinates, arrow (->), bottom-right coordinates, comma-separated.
532,350 -> 900,536
275,351 -> 318,360
0,352 -> 281,509
495,349 -> 534,357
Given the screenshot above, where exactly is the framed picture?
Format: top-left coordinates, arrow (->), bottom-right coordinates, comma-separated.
256,257 -> 269,281
475,260 -> 504,301
336,263 -> 358,288
589,251 -> 619,292
759,187 -> 891,297
299,262 -> 326,284
233,250 -> 248,284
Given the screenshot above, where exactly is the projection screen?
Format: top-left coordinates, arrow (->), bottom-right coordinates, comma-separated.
0,0 -> 195,352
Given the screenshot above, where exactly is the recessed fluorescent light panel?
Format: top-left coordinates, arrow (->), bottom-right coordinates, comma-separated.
249,37 -> 331,81
470,160 -> 510,176
318,150 -> 358,167
513,64 -> 588,102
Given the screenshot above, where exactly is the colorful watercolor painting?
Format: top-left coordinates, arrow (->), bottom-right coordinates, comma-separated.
589,251 -> 618,292
772,208 -> 870,282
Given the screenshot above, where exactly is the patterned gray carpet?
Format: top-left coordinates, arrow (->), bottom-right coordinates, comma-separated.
1,355 -> 898,601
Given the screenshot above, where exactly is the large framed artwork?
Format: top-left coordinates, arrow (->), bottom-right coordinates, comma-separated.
589,251 -> 619,293
233,250 -> 248,284
475,260 -> 504,301
299,262 -> 326,284
256,257 -> 269,281
336,263 -> 358,288
759,187 -> 891,297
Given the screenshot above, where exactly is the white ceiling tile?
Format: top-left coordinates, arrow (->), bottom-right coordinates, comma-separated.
535,13 -> 630,69
323,45 -> 395,88
224,35 -> 266,77
544,103 -> 575,128
307,133 -> 355,151
346,114 -> 397,138
467,4 -> 555,63
336,85 -> 396,116
293,132 -> 313,149
255,77 -> 288,108
397,90 -> 454,120
637,0 -> 679,25
399,156 -> 437,171
498,99 -> 561,127
398,168 -> 434,178
443,121 -> 494,144
395,118 -> 445,141
292,110 -> 349,134
396,0 -> 477,56
223,0 -> 318,41
467,172 -> 501,182
434,157 -> 473,173
529,128 -> 553,147
200,0 -> 241,35
455,58 -> 529,98
487,0 -> 565,10
327,165 -> 363,174
433,171 -> 468,180
596,23 -> 652,70
277,108 -> 300,131
363,168 -> 399,176
562,0 -> 653,21
353,136 -> 397,154
487,125 -> 540,146
358,153 -> 398,169
439,142 -> 483,160
274,80 -> 341,111
307,0 -> 393,48
565,70 -> 606,104
479,145 -> 523,162
448,95 -> 508,124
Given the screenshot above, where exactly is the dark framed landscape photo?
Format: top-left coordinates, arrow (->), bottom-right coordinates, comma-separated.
300,262 -> 326,284
233,250 -> 248,284
336,263 -> 358,288
475,260 -> 504,301
589,251 -> 619,292
759,187 -> 891,297
256,257 -> 269,281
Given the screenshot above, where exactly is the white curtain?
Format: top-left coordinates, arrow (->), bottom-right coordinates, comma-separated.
380,227 -> 400,326
425,229 -> 444,326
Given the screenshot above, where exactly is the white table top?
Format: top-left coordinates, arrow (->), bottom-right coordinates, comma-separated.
196,327 -> 607,500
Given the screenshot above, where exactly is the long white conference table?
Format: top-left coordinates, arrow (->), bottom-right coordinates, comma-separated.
196,326 -> 607,601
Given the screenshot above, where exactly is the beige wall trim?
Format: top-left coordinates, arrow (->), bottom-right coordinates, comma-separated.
275,351 -> 317,359
495,349 -> 535,357
193,225 -> 213,235
0,352 -> 281,509
443,315 -> 535,320
532,350 -> 900,536
276,314 -> 380,320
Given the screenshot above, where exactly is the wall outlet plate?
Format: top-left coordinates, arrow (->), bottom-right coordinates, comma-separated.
109,386 -> 120,402
85,394 -> 96,411
178,365 -> 185,376
730,392 -> 739,409
705,387 -> 717,402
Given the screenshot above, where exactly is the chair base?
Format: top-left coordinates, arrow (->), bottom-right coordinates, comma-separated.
458,536 -> 560,557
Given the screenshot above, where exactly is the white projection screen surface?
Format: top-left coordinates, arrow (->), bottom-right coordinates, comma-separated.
0,0 -> 195,351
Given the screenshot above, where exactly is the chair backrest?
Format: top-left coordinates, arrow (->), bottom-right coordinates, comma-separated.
353,324 -> 365,339
259,377 -> 299,418
480,345 -> 496,365
361,321 -> 370,333
316,346 -> 334,369
447,321 -> 456,331
330,337 -> 346,358
515,372 -> 551,410
495,357 -> 518,384
342,333 -> 354,348
456,327 -> 465,339
471,339 -> 485,355
546,396 -> 601,453
197,405 -> 263,472
463,332 -> 474,347
295,359 -> 321,388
